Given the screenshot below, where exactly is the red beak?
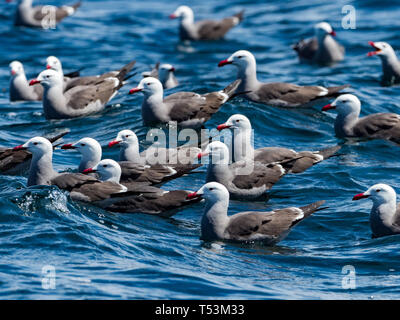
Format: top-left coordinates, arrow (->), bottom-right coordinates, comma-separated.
218,59 -> 232,67
217,123 -> 231,131
82,168 -> 96,174
322,104 -> 335,111
169,14 -> 177,19
60,144 -> 76,150
367,41 -> 381,57
46,65 -> 52,69
186,192 -> 201,200
197,152 -> 209,160
129,88 -> 142,94
108,140 -> 120,148
11,70 -> 16,75
352,193 -> 369,201
330,30 -> 336,37
170,67 -> 175,72
29,79 -> 40,86
13,145 -> 26,151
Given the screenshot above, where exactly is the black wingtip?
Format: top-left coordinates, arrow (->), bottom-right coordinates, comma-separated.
47,131 -> 70,144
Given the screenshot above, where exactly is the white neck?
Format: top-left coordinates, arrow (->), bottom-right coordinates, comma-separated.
79,151 -> 101,172
237,62 -> 258,90
232,128 -> 254,162
120,144 -> 140,163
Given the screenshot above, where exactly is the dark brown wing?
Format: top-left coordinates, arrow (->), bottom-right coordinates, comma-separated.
105,189 -> 200,215
0,131 -> 69,174
293,38 -> 318,61
50,173 -> 98,192
32,1 -> 81,23
119,162 -> 178,185
196,11 -> 243,40
353,113 -> 400,143
226,201 -> 325,241
256,82 -> 326,105
231,162 -> 284,190
65,79 -> 117,110
167,91 -> 225,123
0,149 -> 31,173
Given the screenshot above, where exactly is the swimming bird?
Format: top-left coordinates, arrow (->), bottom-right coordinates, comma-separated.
61,136 -> 199,185
169,5 -> 244,41
45,56 -> 83,89
13,137 -> 200,216
46,56 -> 134,91
293,22 -> 345,66
142,63 -> 179,89
0,131 -> 68,175
367,41 -> 400,86
353,184 -> 400,238
129,77 -> 242,128
108,129 -> 201,167
29,61 -> 135,119
11,0 -> 81,28
187,182 -> 325,244
218,50 -> 349,107
197,141 -> 288,199
322,94 -> 400,144
217,114 -> 341,171
9,61 -> 43,101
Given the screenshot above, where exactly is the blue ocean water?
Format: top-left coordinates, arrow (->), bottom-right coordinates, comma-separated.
1,0 -> 400,299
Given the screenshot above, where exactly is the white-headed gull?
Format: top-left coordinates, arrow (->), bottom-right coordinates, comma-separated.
218,50 -> 349,107
187,182 -> 325,244
129,77 -> 242,128
293,22 -> 345,65
353,184 -> 400,238
170,5 -> 244,41
322,94 -> 400,144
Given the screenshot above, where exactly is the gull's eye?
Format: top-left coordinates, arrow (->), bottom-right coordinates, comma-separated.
236,119 -> 240,122
81,143 -> 85,147
209,187 -> 214,191
103,165 -> 108,168
146,83 -> 151,86
125,135 -> 130,138
376,189 -> 381,193
237,56 -> 243,59
33,142 -> 38,145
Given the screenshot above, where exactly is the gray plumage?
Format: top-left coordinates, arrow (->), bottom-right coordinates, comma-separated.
134,77 -> 242,128
201,141 -> 287,199
220,114 -> 341,173
368,42 -> 400,86
293,22 -> 345,66
0,131 -> 68,175
171,6 -> 244,41
20,139 -> 200,216
194,182 -> 325,244
36,61 -> 135,119
9,61 -> 43,101
14,0 -> 81,28
353,184 -> 400,239
324,94 -> 400,144
142,63 -> 179,90
219,50 -> 349,107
